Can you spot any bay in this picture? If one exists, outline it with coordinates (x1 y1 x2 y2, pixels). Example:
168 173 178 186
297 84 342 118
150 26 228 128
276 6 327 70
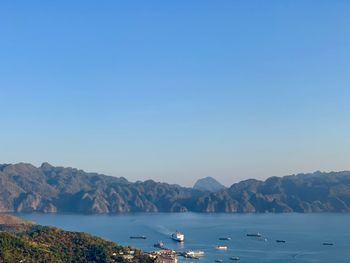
18 213 350 262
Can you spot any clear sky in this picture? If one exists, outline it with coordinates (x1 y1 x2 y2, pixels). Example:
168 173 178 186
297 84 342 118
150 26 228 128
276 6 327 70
1 1 350 186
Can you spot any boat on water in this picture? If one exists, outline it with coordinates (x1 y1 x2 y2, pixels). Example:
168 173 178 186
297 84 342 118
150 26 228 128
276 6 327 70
182 254 199 259
129 235 147 239
185 250 205 257
276 240 286 243
323 242 334 246
219 237 231 241
246 233 262 237
214 260 223 263
215 245 228 250
230 256 240 261
154 241 165 249
171 231 185 242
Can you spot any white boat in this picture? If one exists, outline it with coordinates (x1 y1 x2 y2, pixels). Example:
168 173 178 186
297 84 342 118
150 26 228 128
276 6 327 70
185 250 205 257
171 231 185 242
215 245 228 250
230 256 240 261
154 241 165 249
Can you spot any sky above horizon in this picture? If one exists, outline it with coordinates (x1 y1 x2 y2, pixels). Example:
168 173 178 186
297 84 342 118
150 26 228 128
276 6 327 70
1 1 350 186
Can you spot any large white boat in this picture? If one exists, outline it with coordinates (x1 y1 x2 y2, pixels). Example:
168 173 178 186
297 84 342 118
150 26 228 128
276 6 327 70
171 231 185 242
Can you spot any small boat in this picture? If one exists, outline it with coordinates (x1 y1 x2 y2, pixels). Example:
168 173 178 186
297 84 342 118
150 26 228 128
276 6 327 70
215 245 228 250
219 237 231 241
129 235 146 239
246 233 262 237
154 241 165 249
185 250 205 257
230 256 240 261
215 260 223 262
171 231 185 242
183 254 199 259
323 242 334 246
276 240 286 243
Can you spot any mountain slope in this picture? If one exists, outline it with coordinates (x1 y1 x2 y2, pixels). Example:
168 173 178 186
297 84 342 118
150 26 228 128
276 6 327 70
0 215 152 263
0 162 200 213
198 172 350 212
193 176 226 192
1 163 350 213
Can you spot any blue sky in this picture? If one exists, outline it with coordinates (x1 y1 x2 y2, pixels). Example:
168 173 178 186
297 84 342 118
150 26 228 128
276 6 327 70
1 1 350 186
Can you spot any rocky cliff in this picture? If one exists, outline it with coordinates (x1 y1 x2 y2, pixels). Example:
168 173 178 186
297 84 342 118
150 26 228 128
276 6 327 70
1 163 350 213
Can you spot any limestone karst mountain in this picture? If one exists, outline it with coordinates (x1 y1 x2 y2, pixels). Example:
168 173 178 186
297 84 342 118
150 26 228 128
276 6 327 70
193 176 226 192
1 163 350 213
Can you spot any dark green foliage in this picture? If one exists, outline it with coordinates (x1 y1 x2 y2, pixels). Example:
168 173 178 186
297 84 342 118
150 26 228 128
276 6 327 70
0 224 153 263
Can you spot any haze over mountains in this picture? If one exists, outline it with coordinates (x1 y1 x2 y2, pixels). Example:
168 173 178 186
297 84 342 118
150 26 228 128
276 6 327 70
1 163 350 213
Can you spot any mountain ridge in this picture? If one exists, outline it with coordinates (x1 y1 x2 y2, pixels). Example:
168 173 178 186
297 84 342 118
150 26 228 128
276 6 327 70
1 162 350 213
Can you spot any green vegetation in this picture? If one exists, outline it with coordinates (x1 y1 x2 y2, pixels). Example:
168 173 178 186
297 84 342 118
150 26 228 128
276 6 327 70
0 224 153 263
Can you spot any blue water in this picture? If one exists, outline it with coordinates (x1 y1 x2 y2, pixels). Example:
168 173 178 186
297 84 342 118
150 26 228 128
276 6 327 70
18 213 350 262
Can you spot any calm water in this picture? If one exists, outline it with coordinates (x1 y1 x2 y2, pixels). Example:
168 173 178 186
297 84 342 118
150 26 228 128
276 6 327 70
18 213 350 263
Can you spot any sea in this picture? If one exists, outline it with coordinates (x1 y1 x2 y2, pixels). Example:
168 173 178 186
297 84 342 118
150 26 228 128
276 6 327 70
18 213 350 263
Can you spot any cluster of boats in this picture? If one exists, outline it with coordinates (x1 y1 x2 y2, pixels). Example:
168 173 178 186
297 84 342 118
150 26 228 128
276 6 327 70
129 231 255 261
160 231 240 260
130 230 334 261
214 238 239 261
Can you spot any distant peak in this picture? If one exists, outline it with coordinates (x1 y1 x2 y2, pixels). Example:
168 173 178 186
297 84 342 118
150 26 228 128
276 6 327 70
193 176 226 192
40 162 54 170
203 176 217 180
